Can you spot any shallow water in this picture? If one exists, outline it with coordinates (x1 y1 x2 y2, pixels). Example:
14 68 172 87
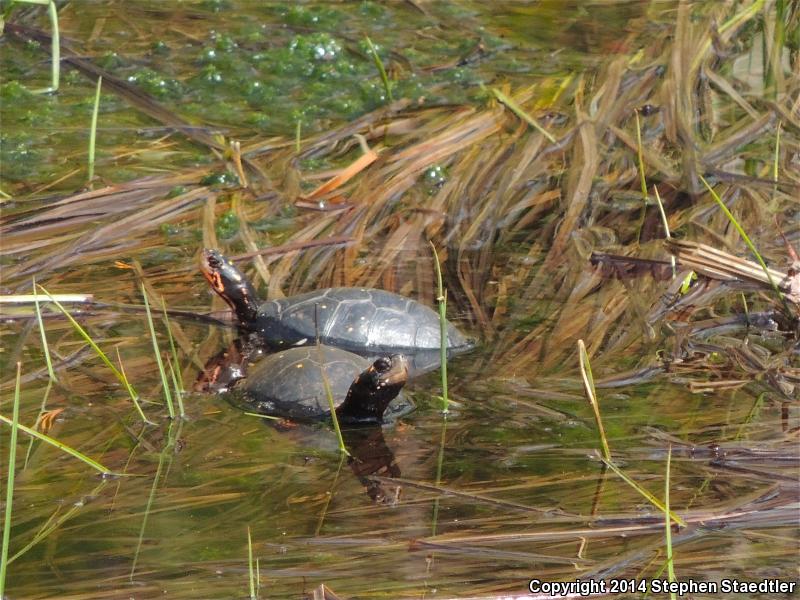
1 1 798 599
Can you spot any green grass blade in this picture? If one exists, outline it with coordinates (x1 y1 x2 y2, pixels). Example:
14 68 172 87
0 363 22 599
601 457 686 527
161 298 184 415
32 276 57 382
699 175 791 314
430 241 449 413
37 285 151 423
142 283 174 419
652 185 676 278
0 412 114 475
88 76 102 182
295 119 302 154
490 87 556 143
317 344 349 456
665 445 676 600
577 340 611 461
773 120 781 189
247 526 256 599
365 35 393 102
635 110 648 201
47 0 59 91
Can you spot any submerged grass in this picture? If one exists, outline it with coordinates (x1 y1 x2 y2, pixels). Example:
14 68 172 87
0 363 22 599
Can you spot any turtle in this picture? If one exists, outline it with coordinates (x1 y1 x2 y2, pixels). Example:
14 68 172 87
200 249 474 368
236 346 410 424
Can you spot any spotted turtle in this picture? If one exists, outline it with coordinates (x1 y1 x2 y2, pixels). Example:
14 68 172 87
200 249 473 362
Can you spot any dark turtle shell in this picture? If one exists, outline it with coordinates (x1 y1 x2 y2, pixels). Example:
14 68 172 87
253 287 472 355
200 250 473 359
238 346 411 422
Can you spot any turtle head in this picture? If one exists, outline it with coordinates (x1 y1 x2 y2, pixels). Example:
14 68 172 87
200 249 261 325
337 355 409 424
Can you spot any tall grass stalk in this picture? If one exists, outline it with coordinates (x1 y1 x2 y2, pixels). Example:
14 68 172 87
664 445 677 600
652 186 676 278
142 283 174 419
430 242 449 413
365 36 393 102
161 299 184 416
37 284 151 424
15 0 60 91
773 121 781 190
46 0 59 91
0 363 22 599
698 175 791 314
578 341 685 526
32 276 57 382
247 526 256 599
634 110 648 203
577 340 610 461
295 119 302 154
317 344 349 456
87 76 102 182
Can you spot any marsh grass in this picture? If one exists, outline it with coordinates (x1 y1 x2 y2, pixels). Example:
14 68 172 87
365 36 392 102
0 413 114 475
247 526 256 599
37 284 151 424
699 175 791 314
579 340 685 527
87 76 102 183
2 1 798 596
12 0 60 92
490 86 555 143
32 277 56 382
159 298 185 416
142 283 174 419
430 241 449 413
664 445 677 600
317 344 349 457
0 363 22 599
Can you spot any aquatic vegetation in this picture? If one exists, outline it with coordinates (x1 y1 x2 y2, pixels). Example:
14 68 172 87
0 1 797 598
